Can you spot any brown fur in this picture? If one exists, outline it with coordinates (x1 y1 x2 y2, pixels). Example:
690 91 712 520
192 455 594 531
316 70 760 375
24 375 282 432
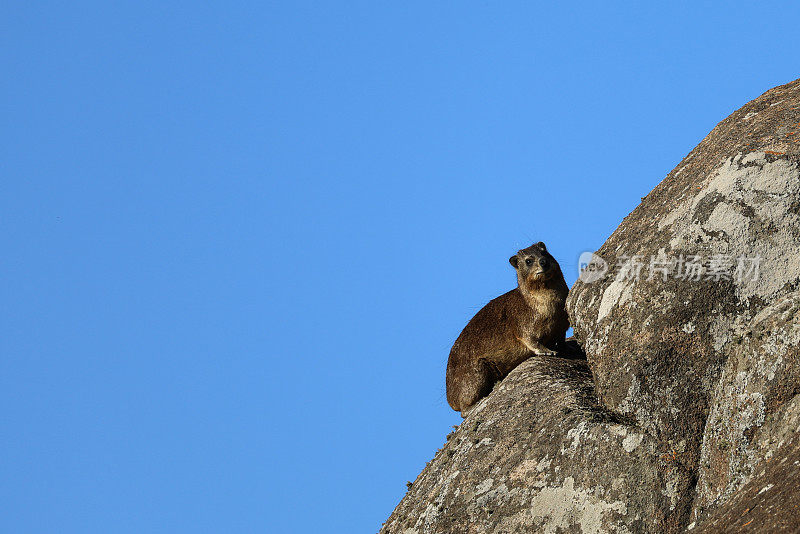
445 242 570 414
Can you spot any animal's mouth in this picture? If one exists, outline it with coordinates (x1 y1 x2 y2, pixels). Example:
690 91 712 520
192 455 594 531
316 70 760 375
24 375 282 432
530 269 553 281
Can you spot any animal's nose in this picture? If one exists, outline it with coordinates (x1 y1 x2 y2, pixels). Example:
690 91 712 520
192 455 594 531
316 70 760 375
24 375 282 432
539 257 549 269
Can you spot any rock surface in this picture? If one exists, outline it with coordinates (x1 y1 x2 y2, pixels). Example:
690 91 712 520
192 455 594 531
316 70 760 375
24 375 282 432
381 355 680 534
692 426 800 533
693 291 800 522
381 78 800 533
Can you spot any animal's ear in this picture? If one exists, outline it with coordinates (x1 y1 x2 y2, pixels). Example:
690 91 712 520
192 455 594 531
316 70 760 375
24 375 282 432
536 241 547 252
509 255 519 269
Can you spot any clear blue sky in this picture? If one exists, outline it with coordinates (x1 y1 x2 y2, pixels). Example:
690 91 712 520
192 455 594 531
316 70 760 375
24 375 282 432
2 2 798 532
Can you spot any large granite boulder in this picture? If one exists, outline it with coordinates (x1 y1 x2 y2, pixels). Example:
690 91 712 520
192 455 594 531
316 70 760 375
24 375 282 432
381 355 684 533
381 78 800 533
567 77 800 528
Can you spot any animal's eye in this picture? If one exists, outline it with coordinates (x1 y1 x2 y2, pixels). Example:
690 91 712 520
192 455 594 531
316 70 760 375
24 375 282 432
525 258 534 266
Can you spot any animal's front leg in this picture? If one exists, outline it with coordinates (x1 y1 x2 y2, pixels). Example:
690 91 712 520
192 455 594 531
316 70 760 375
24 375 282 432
519 337 557 356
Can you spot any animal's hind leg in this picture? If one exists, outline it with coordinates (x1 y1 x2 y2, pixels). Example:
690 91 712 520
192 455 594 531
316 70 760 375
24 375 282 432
447 359 499 415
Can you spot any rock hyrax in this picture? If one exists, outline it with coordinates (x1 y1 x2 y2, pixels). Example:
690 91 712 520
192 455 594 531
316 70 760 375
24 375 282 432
445 242 570 414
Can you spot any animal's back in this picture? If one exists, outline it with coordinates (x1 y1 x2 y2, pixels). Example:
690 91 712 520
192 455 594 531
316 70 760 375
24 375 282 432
448 289 526 366
446 289 533 411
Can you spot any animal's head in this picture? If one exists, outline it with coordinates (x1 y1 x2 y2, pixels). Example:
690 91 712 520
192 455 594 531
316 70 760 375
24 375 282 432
509 242 563 290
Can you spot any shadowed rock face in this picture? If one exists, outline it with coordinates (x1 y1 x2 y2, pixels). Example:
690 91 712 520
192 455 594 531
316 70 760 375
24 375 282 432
381 78 800 533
